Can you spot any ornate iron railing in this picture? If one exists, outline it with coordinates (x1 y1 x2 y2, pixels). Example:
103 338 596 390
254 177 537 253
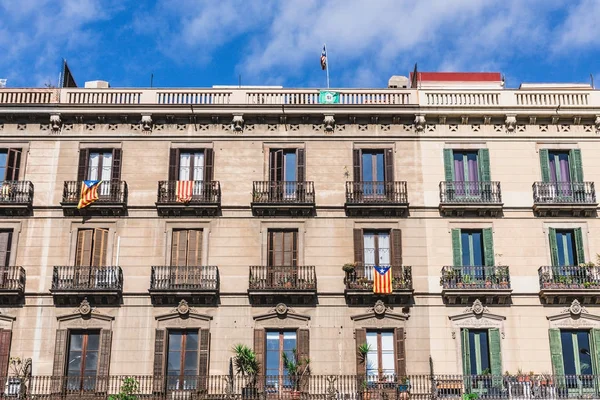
344 264 412 291
0 266 25 292
439 181 502 203
441 266 511 289
249 265 316 290
156 181 221 204
533 181 596 204
252 181 315 204
0 181 34 204
539 265 600 289
345 181 408 204
62 181 127 204
51 266 123 291
150 265 219 291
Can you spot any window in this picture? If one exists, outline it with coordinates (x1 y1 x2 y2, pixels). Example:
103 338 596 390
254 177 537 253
461 328 502 376
561 330 593 376
66 331 100 391
267 230 297 267
549 228 584 267
540 150 583 184
353 149 393 183
269 149 304 182
353 229 402 280
167 330 199 390
77 149 121 197
365 331 395 379
549 329 600 391
443 149 490 198
461 230 484 267
0 329 12 386
0 149 21 181
0 230 12 268
452 228 494 267
171 229 203 267
169 148 214 182
75 229 108 267
265 330 296 387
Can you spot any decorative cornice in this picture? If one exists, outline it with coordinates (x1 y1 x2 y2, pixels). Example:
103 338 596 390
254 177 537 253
155 300 213 322
351 300 409 322
253 303 311 322
57 298 114 322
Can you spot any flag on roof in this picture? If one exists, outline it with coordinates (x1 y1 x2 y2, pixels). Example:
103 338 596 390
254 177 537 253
320 45 327 70
319 90 339 104
176 181 194 203
77 180 101 209
60 59 78 88
373 265 392 294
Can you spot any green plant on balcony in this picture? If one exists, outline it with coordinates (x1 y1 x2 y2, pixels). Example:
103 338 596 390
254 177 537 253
342 262 357 273
282 348 310 396
108 377 140 400
278 275 294 288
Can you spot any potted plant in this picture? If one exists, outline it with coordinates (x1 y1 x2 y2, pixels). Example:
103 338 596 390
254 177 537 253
343 262 357 274
397 376 410 393
108 377 140 400
232 344 260 399
282 348 310 399
361 380 370 400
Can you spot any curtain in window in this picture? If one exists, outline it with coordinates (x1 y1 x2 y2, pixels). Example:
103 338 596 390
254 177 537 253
179 153 191 181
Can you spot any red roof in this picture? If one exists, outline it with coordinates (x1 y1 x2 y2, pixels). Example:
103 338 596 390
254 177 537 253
410 72 502 82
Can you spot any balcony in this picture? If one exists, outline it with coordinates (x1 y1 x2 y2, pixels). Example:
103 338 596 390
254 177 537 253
61 181 128 216
156 181 221 217
345 181 409 217
539 265 600 304
439 181 503 217
344 264 413 305
51 266 123 305
0 266 25 305
248 265 317 305
251 181 315 217
149 265 219 305
0 181 34 216
441 266 512 305
533 182 597 217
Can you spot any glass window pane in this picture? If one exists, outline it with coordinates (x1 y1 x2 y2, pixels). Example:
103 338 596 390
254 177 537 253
471 231 483 267
478 331 490 372
179 153 191 180
283 332 296 351
88 153 100 180
266 332 279 350
461 232 471 267
70 333 84 351
561 331 576 376
84 351 98 372
565 232 575 265
100 152 112 181
454 152 465 183
185 332 198 351
184 351 198 372
87 333 99 351
193 152 205 181
169 332 182 351
557 232 566 266
266 350 280 375
167 351 181 373
67 351 82 374
363 233 376 266
362 153 373 182
381 352 395 374
284 152 296 181
578 331 593 374
375 153 384 181
380 332 394 351
378 233 390 265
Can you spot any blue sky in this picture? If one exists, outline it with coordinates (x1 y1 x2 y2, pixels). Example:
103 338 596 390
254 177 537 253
0 0 599 89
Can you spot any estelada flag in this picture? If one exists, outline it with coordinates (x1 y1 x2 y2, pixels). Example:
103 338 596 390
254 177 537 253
176 181 194 203
373 265 392 294
77 180 101 209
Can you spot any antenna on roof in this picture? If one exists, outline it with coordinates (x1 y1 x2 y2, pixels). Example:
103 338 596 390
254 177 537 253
591 74 594 89
0 79 6 88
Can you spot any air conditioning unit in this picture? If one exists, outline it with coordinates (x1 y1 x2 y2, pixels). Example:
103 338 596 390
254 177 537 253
388 75 409 88
84 80 110 89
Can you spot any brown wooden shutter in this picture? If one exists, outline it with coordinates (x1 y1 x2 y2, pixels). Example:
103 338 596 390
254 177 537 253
5 149 21 181
198 329 210 391
176 230 189 267
111 149 122 181
0 231 12 267
77 149 89 182
0 329 12 382
75 229 94 267
168 149 179 181
270 150 283 182
96 329 112 393
153 329 166 393
296 148 305 182
254 329 265 390
52 329 68 390
92 228 109 267
394 328 407 377
353 149 362 182
355 328 367 377
353 229 364 265
267 230 277 266
297 329 310 390
391 229 402 266
384 149 394 182
187 229 203 266
204 149 214 181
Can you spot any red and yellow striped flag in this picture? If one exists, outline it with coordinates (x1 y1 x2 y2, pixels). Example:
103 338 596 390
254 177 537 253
373 266 392 294
77 180 101 209
176 181 194 203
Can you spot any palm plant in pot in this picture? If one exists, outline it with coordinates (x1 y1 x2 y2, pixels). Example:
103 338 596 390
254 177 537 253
232 344 260 399
282 348 310 399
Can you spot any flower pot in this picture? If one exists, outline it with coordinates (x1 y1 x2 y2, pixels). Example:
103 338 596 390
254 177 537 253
290 390 302 400
242 387 258 399
398 384 409 393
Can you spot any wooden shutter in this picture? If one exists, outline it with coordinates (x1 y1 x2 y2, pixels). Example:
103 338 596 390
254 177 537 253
548 228 559 267
187 229 203 266
539 149 550 182
355 328 367 377
488 328 502 385
5 149 21 181
353 229 364 265
478 149 491 181
443 149 454 181
569 149 584 182
153 329 166 393
96 330 112 393
198 329 210 391
171 230 189 267
590 329 600 380
461 328 471 375
0 330 12 382
548 329 564 377
77 149 90 182
270 150 283 182
296 148 305 183
297 329 309 390
253 329 265 390
92 228 109 267
168 149 179 181
267 230 275 267
394 328 407 377
390 229 402 266
52 329 68 380
451 229 462 267
384 149 394 182
75 229 94 267
574 228 585 264
204 148 214 181
111 149 122 181
353 149 362 182
0 231 12 267
482 228 495 267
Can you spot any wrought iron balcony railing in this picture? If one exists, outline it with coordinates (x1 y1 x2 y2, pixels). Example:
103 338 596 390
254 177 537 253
440 181 502 203
345 181 408 204
252 181 315 204
0 181 34 204
533 181 596 204
51 266 123 291
156 181 221 204
539 265 600 289
344 264 412 291
0 266 25 292
249 265 316 290
441 266 511 289
150 265 219 291
62 180 128 204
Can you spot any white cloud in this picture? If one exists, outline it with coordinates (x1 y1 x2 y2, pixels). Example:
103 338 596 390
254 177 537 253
554 0 600 51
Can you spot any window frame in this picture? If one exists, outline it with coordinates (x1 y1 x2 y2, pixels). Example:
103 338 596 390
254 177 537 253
177 149 205 181
363 230 391 267
267 229 298 267
170 229 203 267
365 330 395 380
265 330 297 388
86 149 114 181
166 329 200 390
65 330 101 392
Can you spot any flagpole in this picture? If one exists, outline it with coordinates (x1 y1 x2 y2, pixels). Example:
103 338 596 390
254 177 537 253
325 43 330 89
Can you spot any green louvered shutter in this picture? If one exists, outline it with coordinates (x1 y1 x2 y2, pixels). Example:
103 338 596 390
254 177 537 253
539 149 551 182
488 328 502 387
574 228 585 264
590 329 600 376
483 228 495 267
462 329 471 375
452 229 462 267
549 329 565 386
478 149 491 181
548 228 559 267
569 149 584 182
443 149 454 181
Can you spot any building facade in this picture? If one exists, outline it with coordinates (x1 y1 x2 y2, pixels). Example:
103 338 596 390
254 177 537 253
1 76 600 397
